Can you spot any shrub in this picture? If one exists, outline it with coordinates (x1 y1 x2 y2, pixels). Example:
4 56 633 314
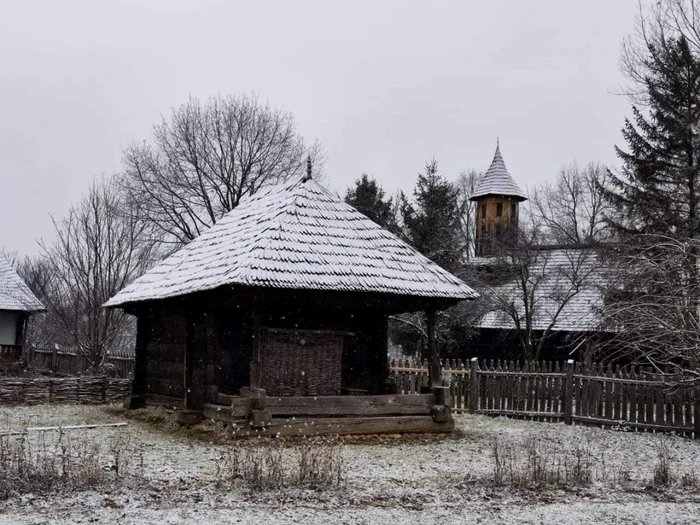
216 437 343 492
0 429 142 500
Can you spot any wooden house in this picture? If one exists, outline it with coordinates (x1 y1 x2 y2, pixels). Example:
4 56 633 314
0 257 45 360
105 174 478 435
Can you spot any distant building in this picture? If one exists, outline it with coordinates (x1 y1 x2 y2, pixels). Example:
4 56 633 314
0 257 45 356
468 143 606 361
470 143 527 256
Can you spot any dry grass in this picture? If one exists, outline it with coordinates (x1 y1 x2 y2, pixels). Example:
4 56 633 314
491 436 597 488
215 437 343 492
490 433 699 492
0 428 143 500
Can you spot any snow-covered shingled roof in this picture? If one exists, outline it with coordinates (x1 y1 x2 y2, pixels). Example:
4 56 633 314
105 177 479 308
470 144 527 201
474 248 604 332
0 257 45 312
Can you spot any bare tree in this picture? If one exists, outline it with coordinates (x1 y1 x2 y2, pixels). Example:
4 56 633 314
456 169 483 259
37 178 155 369
620 0 700 103
475 228 602 362
15 255 64 347
530 162 613 245
600 235 700 382
121 94 323 248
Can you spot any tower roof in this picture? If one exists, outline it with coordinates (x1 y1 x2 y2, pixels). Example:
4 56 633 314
470 143 527 201
105 176 479 308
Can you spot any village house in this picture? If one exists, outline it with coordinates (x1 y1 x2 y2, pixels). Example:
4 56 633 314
105 170 478 435
0 257 45 360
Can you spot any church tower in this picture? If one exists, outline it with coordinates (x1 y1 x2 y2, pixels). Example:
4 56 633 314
470 142 527 256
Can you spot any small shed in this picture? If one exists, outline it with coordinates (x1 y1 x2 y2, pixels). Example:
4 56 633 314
0 257 45 360
105 176 478 435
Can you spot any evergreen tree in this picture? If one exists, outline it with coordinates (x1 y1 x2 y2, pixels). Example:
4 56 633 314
600 36 700 376
401 159 463 272
344 174 397 232
606 37 700 238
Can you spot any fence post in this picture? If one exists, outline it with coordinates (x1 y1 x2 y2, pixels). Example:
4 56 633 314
469 357 479 413
564 359 574 425
52 344 58 374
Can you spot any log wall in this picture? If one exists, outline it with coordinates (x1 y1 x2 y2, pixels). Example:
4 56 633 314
145 312 186 399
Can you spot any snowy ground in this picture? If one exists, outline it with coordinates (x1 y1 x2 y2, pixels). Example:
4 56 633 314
1 404 700 524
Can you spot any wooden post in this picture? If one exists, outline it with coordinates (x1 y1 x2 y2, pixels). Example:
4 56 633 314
51 344 58 374
564 359 574 425
426 309 440 388
125 314 148 409
469 357 479 413
184 313 194 409
250 306 263 389
694 394 700 439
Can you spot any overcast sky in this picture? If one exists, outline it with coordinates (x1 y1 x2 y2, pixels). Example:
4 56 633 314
1 0 641 256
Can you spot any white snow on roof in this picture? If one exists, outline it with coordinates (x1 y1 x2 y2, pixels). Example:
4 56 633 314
0 257 45 312
470 144 527 201
105 177 479 307
474 248 604 332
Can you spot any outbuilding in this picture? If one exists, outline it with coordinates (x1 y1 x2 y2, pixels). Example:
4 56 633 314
0 257 45 360
105 174 478 435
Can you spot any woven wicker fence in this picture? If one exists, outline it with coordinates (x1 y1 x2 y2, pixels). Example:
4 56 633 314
0 376 132 405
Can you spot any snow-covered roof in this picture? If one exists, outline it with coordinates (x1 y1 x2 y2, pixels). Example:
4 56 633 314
0 257 45 313
470 144 527 201
105 177 479 308
474 248 604 332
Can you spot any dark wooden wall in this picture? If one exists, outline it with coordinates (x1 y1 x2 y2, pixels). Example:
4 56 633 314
216 306 252 397
145 312 186 399
136 290 397 406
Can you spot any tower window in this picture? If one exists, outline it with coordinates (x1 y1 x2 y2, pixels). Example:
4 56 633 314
511 202 516 218
496 203 503 217
481 204 486 218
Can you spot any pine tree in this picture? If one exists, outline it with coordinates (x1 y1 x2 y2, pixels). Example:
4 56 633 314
401 159 463 272
344 174 397 232
601 36 700 375
607 37 700 238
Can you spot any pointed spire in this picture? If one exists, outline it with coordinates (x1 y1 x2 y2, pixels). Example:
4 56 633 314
305 154 313 181
469 141 527 202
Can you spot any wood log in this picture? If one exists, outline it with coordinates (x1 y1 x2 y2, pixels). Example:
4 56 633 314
0 422 127 436
250 409 272 428
215 393 435 417
230 415 454 437
265 394 435 416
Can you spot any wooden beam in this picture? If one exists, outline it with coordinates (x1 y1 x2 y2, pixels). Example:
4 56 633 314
227 415 454 437
426 309 440 387
250 306 262 389
127 314 149 408
213 393 436 417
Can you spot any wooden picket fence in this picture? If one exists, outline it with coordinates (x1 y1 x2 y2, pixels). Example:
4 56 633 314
0 344 22 361
390 358 700 438
24 346 134 379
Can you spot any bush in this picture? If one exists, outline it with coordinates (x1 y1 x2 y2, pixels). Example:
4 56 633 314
216 437 343 492
0 429 141 500
491 437 595 488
